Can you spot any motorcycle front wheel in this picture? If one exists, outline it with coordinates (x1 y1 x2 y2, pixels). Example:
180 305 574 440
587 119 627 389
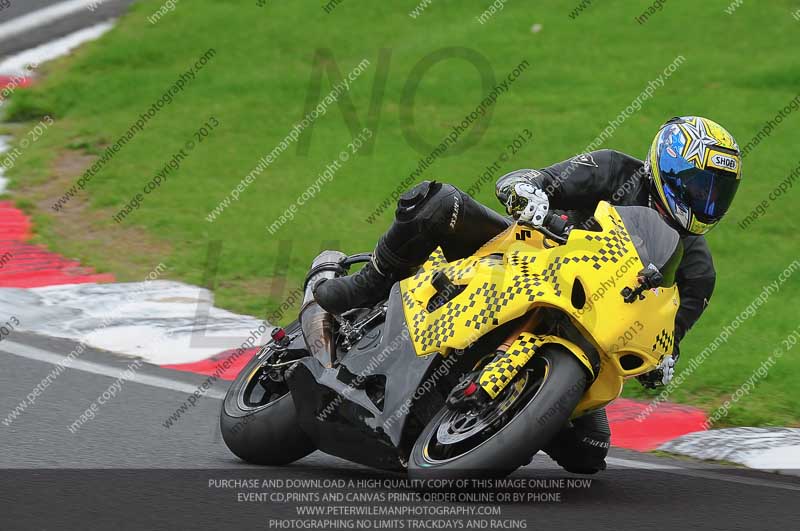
219 320 315 465
408 344 586 480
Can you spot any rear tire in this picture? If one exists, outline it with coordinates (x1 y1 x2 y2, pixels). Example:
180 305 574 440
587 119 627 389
408 345 586 480
220 321 315 465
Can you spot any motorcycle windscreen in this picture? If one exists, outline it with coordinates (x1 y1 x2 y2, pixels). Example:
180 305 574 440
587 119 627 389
615 206 683 287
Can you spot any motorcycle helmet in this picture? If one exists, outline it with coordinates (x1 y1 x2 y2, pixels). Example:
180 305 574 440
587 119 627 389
646 116 742 235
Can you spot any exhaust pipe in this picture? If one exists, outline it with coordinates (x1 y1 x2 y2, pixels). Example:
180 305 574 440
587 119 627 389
300 250 346 368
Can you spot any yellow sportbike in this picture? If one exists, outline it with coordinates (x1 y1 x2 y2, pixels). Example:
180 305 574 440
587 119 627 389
221 202 682 480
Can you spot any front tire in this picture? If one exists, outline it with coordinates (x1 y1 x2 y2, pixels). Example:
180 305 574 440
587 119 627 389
408 345 586 480
220 321 315 465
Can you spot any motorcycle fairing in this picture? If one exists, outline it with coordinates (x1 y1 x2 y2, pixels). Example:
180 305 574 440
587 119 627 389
400 202 680 410
286 284 445 471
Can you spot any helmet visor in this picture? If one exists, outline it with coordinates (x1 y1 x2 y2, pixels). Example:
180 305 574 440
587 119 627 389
662 167 739 223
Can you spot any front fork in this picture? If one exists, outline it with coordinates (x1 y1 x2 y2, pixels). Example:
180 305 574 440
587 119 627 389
477 316 595 399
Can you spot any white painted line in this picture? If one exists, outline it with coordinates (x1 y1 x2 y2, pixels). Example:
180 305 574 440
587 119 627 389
0 0 106 41
0 21 114 77
606 457 679 470
0 136 10 194
0 339 226 399
607 457 800 492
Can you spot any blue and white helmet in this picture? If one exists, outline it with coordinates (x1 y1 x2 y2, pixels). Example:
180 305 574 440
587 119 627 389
646 116 742 235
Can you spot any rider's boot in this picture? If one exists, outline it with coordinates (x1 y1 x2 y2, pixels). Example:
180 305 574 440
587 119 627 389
542 408 610 474
314 182 450 314
313 243 414 315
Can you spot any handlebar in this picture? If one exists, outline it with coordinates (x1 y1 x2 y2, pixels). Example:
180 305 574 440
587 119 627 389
520 211 572 245
340 252 372 268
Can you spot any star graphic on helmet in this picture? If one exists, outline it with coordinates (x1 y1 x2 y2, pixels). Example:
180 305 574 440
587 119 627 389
679 118 718 166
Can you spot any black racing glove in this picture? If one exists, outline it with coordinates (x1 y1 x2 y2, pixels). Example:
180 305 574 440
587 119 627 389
637 354 676 389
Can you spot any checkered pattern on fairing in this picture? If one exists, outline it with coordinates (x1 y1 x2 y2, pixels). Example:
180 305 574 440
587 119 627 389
464 282 504 330
651 329 674 354
479 334 542 398
566 213 632 270
407 268 435 296
405 248 448 294
454 250 553 332
402 290 427 334
415 301 471 351
508 249 535 270
406 249 482 294
424 247 448 269
405 255 544 351
538 256 565 297
401 209 640 356
441 257 482 283
402 251 486 352
462 272 550 331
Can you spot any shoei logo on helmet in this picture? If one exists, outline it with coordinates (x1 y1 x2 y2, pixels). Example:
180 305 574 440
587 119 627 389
710 153 738 171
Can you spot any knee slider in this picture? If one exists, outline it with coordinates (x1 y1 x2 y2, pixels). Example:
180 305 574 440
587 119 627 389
396 180 442 220
397 181 462 234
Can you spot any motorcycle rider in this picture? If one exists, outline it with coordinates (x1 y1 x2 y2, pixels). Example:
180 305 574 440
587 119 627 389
314 116 742 473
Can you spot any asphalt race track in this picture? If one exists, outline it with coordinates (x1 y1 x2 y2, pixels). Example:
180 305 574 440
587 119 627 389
2 332 799 530
0 0 136 57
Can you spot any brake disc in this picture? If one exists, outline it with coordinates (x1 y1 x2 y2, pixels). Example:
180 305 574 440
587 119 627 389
435 374 528 445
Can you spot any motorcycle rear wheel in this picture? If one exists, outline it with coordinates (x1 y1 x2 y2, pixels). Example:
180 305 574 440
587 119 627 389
408 345 586 480
219 320 315 465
